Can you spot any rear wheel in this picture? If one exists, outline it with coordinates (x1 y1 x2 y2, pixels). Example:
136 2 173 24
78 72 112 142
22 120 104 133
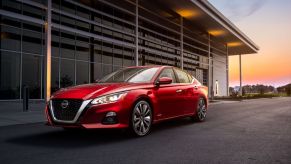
192 97 207 122
130 100 152 137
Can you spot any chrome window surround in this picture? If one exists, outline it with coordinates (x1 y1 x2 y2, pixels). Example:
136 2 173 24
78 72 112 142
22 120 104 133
49 99 92 124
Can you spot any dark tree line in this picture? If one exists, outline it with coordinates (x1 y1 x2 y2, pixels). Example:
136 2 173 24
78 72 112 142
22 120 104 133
277 84 291 96
229 83 291 96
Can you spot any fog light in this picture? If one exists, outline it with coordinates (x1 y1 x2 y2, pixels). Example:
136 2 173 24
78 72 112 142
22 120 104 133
102 112 118 124
106 112 116 117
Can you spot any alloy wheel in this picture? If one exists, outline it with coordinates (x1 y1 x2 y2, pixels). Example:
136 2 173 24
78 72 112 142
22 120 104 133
197 98 207 121
132 101 152 136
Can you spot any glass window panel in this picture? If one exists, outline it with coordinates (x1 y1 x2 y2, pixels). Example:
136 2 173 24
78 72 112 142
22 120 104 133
102 64 112 77
60 38 75 59
76 61 89 85
51 57 59 93
60 1 75 15
22 54 42 99
94 51 102 63
113 66 121 72
76 41 89 61
76 20 89 32
22 30 42 54
1 0 21 14
93 26 102 35
23 4 45 19
102 43 113 64
92 10 102 23
158 68 176 83
60 59 75 88
0 25 21 51
52 13 60 24
113 56 123 66
60 15 75 27
102 55 112 64
0 51 20 99
174 68 190 83
52 0 60 9
1 16 21 28
76 6 90 19
52 34 60 57
94 62 102 81
123 59 133 66
76 34 89 43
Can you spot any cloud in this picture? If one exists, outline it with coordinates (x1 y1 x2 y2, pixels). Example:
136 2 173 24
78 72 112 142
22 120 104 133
218 0 268 22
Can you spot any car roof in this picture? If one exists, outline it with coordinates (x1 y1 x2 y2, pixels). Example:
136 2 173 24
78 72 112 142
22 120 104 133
125 65 173 69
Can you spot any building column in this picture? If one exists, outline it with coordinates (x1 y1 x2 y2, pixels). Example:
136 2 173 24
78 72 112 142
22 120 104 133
226 45 229 96
45 0 52 101
135 0 139 66
208 33 212 99
90 6 95 83
180 16 184 69
239 54 242 96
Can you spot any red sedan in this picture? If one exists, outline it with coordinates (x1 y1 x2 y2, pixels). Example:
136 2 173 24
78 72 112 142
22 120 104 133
45 66 208 136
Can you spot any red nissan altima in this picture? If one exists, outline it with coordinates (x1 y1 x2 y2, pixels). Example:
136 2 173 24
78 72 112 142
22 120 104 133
45 66 208 136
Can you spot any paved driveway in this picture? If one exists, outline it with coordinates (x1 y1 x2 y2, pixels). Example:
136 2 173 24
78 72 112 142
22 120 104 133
0 97 290 164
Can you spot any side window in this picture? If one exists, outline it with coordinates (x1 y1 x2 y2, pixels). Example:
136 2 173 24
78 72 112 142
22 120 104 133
158 68 176 83
187 74 194 83
174 68 190 83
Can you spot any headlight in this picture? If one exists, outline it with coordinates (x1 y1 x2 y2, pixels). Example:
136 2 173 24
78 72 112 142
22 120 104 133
91 92 127 105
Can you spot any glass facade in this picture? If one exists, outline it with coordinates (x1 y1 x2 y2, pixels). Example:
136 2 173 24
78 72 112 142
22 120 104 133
0 0 227 100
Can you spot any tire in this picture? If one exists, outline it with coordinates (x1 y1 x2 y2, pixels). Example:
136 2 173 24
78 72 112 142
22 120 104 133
130 100 153 137
192 97 207 122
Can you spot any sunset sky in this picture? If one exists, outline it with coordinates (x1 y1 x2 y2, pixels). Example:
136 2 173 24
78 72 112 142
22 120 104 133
209 0 291 87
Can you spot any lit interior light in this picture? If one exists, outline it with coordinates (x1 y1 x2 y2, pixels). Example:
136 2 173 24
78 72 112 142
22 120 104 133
208 30 226 36
177 9 198 18
228 42 243 47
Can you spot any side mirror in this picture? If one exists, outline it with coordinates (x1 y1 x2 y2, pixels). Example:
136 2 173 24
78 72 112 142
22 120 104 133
156 77 172 86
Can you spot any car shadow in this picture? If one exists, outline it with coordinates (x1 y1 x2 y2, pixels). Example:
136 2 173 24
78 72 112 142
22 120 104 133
5 118 198 149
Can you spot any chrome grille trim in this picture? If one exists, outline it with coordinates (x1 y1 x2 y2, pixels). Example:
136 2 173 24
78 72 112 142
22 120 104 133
49 99 92 124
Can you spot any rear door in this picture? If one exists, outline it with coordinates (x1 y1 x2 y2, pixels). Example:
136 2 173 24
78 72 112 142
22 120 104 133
173 68 197 115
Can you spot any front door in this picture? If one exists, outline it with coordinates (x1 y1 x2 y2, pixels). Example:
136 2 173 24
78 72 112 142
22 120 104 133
153 68 184 119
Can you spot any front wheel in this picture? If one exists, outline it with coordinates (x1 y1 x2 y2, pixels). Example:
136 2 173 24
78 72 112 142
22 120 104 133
130 100 152 137
192 97 207 122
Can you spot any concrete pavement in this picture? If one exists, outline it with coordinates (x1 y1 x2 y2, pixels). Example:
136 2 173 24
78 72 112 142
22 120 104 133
0 97 283 127
0 97 290 164
0 101 45 127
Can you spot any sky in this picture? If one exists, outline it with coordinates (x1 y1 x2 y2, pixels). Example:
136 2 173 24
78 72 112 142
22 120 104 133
209 0 291 87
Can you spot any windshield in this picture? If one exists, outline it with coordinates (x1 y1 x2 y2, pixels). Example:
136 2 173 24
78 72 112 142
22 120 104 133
98 67 159 83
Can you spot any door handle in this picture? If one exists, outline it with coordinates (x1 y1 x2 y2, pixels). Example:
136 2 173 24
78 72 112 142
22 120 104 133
176 89 183 93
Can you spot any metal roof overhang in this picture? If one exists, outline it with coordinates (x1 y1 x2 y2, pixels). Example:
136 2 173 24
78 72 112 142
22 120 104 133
155 0 259 55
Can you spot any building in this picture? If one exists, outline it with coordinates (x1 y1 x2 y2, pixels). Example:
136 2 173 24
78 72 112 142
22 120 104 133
0 0 259 100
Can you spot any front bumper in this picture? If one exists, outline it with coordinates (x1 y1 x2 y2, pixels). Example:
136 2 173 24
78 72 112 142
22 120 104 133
45 100 131 129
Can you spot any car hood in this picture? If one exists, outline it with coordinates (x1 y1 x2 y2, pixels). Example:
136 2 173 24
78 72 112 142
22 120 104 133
51 83 151 100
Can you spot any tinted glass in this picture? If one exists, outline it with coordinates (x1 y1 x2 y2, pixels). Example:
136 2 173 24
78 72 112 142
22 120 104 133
187 74 194 83
51 58 59 93
0 51 20 99
98 67 158 83
174 68 190 83
76 61 89 84
60 59 75 88
158 68 176 83
22 54 42 99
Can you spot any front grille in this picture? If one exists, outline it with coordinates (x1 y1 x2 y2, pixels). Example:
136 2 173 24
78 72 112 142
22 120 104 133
51 99 83 121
